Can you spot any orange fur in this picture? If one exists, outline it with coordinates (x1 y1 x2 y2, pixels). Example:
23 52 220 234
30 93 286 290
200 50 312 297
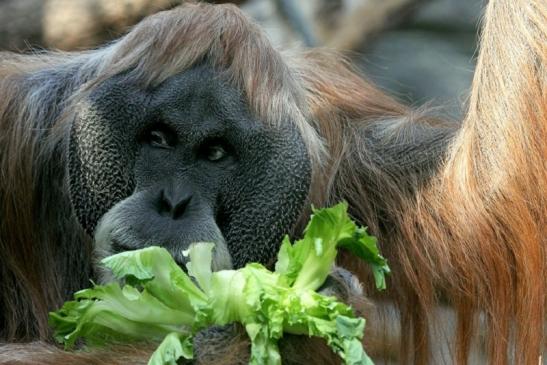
0 1 545 364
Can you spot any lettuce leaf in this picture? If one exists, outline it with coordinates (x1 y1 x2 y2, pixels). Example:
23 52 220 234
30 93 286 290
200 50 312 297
276 203 390 291
50 202 389 365
148 332 194 365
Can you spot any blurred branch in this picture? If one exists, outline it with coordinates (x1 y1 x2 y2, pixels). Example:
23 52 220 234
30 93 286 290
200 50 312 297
0 0 420 52
0 0 247 51
243 0 422 50
318 0 422 49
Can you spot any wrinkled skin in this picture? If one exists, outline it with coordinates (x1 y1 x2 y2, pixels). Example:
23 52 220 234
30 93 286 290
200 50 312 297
68 66 311 270
63 66 361 362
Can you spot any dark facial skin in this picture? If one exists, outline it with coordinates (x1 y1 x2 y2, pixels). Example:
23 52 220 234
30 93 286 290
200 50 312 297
68 66 311 270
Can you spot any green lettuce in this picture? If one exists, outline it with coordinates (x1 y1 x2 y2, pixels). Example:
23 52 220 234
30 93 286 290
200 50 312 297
50 202 390 365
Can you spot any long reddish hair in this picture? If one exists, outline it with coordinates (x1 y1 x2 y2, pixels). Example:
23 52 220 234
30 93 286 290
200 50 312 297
0 1 544 364
299 0 546 363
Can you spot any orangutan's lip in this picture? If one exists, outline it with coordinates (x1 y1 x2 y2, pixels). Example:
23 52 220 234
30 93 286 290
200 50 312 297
110 238 188 270
110 238 134 255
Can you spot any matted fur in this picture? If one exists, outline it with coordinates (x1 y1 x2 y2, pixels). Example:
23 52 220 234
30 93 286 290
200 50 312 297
0 1 545 364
